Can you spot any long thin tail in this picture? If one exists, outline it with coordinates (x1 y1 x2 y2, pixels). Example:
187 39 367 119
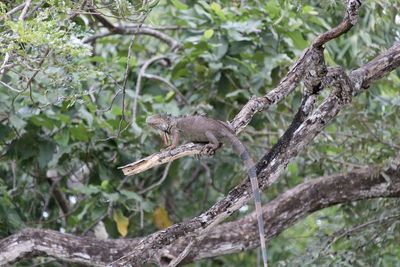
230 135 268 267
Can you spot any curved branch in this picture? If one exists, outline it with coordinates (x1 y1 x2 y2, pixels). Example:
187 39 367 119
132 55 172 120
312 0 363 48
142 73 188 104
83 7 181 49
2 157 400 266
84 27 181 50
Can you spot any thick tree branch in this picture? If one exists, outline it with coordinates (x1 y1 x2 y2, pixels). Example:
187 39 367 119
2 157 400 266
351 43 400 90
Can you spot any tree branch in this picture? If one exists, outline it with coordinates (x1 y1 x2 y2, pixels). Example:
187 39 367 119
83 8 181 50
2 157 400 266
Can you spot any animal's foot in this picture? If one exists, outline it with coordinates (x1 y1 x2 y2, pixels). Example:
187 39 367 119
200 144 216 156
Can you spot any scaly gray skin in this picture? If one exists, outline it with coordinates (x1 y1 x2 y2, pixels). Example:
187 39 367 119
146 114 268 267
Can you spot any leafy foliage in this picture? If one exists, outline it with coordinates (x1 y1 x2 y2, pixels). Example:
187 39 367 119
0 0 399 266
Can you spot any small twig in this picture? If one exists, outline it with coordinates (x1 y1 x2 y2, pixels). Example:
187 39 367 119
125 24 184 30
140 202 144 229
11 160 17 190
0 80 23 93
83 26 181 49
97 89 122 112
0 53 11 75
19 0 32 21
142 73 188 104
26 48 50 88
25 0 45 19
321 213 400 253
139 162 171 194
114 14 150 139
25 48 50 104
3 3 25 18
359 120 400 150
167 239 195 267
132 55 171 120
68 0 88 20
26 48 50 89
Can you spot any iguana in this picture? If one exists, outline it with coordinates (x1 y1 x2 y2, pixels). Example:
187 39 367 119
146 114 268 267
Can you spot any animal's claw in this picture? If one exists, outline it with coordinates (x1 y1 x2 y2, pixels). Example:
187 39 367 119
201 144 216 156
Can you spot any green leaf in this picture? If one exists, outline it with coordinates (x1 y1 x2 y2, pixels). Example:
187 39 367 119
75 185 101 195
203 29 214 39
287 162 299 176
54 129 69 147
30 114 58 130
0 124 12 140
302 5 318 15
70 124 90 142
170 0 188 10
0 197 25 233
210 2 221 12
210 2 225 20
111 106 123 116
38 141 55 169
9 114 26 130
102 192 120 202
286 31 308 50
120 189 143 201
113 209 129 237
265 1 281 19
225 89 250 99
164 91 176 102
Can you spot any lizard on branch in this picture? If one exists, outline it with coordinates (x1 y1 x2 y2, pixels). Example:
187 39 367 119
146 114 268 267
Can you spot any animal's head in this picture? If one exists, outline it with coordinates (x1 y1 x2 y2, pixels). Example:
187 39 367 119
146 114 174 145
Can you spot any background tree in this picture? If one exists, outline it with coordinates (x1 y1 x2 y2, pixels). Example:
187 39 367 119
0 0 399 266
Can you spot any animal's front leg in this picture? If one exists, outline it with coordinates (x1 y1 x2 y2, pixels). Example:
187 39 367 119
162 129 180 151
201 131 221 156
